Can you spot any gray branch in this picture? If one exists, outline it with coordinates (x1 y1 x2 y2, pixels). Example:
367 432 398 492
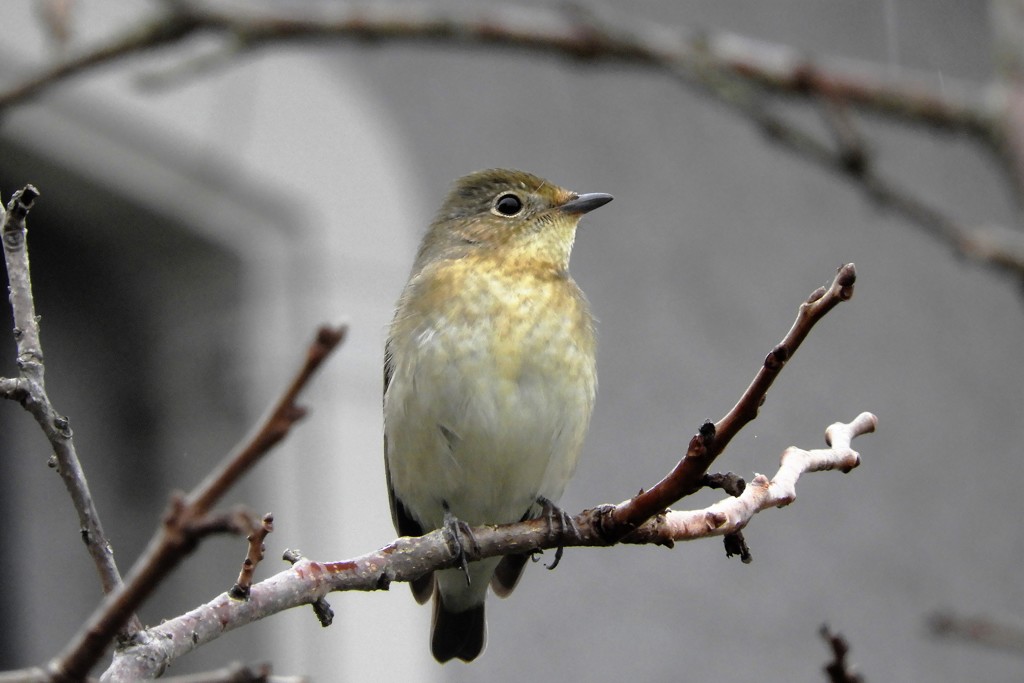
1 187 141 636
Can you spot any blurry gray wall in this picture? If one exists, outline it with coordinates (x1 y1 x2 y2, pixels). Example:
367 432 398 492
1 1 1022 681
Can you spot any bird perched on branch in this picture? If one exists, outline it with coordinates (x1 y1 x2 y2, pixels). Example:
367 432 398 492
384 168 611 663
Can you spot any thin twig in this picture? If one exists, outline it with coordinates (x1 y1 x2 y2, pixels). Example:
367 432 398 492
0 11 199 109
607 264 856 535
0 3 995 138
819 96 870 177
189 326 345 514
929 611 1024 657
0 187 140 637
48 326 346 683
616 412 876 546
820 625 865 683
2 5 1020 276
230 513 274 599
750 96 1024 276
657 58 1024 279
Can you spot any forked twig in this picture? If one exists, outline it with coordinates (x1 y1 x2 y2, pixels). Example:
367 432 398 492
49 326 346 682
0 186 140 637
606 263 857 536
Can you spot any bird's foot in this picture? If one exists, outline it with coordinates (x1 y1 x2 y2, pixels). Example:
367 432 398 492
534 496 579 571
442 502 475 586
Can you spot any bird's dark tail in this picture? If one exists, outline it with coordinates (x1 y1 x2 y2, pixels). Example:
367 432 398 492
431 591 486 663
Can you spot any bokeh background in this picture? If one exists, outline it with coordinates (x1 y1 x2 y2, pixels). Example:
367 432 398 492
1 1 1022 681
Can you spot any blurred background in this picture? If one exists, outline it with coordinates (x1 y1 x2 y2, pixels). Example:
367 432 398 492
1 1 1022 680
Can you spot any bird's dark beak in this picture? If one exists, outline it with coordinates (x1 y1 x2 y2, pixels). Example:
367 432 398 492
560 192 613 215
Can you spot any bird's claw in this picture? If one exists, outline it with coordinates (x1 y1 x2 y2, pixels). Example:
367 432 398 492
442 503 475 586
536 496 579 571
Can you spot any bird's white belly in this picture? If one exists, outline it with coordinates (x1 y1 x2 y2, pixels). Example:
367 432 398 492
385 317 592 532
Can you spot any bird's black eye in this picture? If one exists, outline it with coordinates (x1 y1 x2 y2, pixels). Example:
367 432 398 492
494 193 523 216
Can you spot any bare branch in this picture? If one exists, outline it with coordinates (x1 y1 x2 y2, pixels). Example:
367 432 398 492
48 326 346 683
622 413 876 545
105 412 876 679
230 513 275 600
2 5 1019 275
181 506 260 540
1 187 139 636
820 625 865 683
2 187 44 374
0 11 198 109
0 3 995 137
746 102 1024 277
929 611 1024 657
607 264 857 535
189 325 344 513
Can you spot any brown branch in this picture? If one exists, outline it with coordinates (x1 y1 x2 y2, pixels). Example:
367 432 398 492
0 187 140 636
182 505 259 540
820 625 865 683
929 611 1024 657
47 325 346 683
819 97 870 177
188 326 344 514
746 101 1024 277
3 5 1020 275
220 11 1024 274
146 4 997 135
0 11 199 109
230 513 275 599
105 411 876 679
0 3 994 137
613 412 876 545
607 264 856 535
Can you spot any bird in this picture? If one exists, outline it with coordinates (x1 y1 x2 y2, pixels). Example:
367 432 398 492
383 168 611 663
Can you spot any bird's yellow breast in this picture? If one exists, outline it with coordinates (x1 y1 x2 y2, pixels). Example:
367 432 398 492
399 252 595 385
385 252 596 529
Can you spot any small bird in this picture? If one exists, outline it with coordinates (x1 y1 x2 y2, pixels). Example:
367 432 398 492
384 168 611 663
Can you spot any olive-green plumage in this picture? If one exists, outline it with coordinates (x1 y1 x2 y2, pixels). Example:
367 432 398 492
384 169 611 662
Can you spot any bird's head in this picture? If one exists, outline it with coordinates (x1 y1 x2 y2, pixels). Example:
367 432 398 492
415 168 612 275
